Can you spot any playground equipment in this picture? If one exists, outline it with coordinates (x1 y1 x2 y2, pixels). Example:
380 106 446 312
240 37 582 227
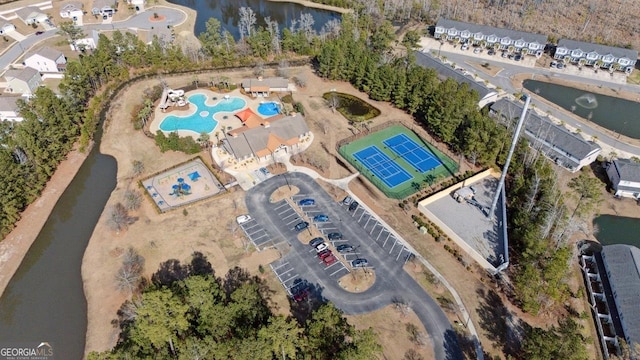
170 177 192 197
452 186 485 212
159 88 187 110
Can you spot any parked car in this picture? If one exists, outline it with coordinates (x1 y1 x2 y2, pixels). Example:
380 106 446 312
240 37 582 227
259 167 270 176
293 288 309 302
488 49 495 55
550 61 558 68
35 31 44 36
298 198 315 206
351 258 369 268
341 196 353 205
557 63 565 69
294 221 309 232
313 214 329 222
501 51 508 58
514 54 522 61
309 237 324 247
327 232 343 240
461 43 469 50
473 47 482 54
323 254 337 265
236 214 252 225
318 249 333 259
348 201 359 212
336 244 354 253
315 243 329 252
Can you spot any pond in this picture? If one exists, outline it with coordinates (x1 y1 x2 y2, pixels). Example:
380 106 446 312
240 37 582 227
167 0 341 39
593 214 640 248
523 79 640 139
322 92 381 122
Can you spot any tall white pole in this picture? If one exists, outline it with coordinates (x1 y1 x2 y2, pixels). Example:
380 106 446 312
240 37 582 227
487 95 531 218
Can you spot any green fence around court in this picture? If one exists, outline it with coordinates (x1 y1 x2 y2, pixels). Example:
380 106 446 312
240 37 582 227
338 125 459 199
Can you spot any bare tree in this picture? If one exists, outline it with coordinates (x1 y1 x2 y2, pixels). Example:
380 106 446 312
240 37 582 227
238 7 257 39
107 202 137 232
115 247 145 294
276 59 290 78
293 75 307 88
132 160 144 176
327 92 340 113
265 17 281 55
298 13 316 42
403 349 425 360
124 189 142 211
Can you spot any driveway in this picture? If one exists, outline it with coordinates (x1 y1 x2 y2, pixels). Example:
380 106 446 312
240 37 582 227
245 172 463 360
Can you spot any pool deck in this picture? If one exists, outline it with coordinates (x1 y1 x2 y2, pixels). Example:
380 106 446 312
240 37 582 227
149 89 271 139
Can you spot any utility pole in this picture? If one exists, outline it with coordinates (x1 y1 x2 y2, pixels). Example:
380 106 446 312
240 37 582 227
487 94 531 218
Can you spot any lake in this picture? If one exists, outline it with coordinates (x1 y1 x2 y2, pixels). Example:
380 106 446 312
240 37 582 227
167 0 342 39
593 214 640 248
523 79 640 139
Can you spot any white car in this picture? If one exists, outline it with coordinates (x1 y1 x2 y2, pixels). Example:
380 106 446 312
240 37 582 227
236 214 252 225
315 243 329 252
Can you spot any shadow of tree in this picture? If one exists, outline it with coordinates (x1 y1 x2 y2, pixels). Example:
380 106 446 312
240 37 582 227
443 329 465 360
476 288 526 357
288 279 326 325
151 259 188 287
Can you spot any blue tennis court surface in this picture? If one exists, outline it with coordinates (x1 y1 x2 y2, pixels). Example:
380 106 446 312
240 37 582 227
383 133 442 173
353 146 413 188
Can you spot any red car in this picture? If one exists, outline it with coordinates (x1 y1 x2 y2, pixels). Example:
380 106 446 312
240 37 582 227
293 289 309 302
318 249 332 259
323 255 337 265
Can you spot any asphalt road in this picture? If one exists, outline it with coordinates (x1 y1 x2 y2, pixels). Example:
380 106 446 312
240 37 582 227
437 49 640 156
246 173 463 360
0 7 187 70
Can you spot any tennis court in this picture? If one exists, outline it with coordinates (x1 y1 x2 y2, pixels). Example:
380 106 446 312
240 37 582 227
383 133 442 173
353 146 413 188
338 125 459 199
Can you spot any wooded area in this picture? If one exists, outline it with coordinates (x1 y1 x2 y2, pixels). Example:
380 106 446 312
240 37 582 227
87 252 381 359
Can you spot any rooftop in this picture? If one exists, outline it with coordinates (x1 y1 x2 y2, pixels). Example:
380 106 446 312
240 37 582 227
224 113 308 159
435 18 548 44
611 158 640 182
601 244 640 347
15 6 44 19
413 51 496 100
4 67 40 82
26 46 64 62
0 96 22 111
557 39 638 60
490 98 601 165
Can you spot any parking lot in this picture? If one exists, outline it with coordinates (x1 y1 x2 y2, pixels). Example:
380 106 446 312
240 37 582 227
238 216 273 251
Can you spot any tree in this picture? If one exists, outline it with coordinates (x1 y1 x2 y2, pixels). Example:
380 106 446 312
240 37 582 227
132 160 144 176
567 172 602 220
57 21 85 49
115 247 145 293
238 7 257 39
107 202 136 232
402 30 421 49
123 189 142 211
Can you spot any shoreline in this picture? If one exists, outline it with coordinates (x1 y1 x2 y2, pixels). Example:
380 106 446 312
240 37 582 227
266 0 353 14
0 143 92 299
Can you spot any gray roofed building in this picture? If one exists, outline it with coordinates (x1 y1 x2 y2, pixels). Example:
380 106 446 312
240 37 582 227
0 96 23 121
554 39 637 73
600 244 640 350
414 51 498 107
490 98 601 172
0 19 15 35
23 46 66 73
606 158 640 198
435 18 547 45
15 6 48 25
92 0 116 15
223 113 310 160
3 67 42 95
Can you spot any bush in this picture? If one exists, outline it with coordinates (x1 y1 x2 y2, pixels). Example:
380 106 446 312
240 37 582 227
155 131 201 154
281 94 293 104
294 102 305 115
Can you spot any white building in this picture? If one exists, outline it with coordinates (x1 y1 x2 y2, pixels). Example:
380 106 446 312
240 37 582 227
0 19 15 35
71 30 99 51
3 67 42 96
15 6 48 25
91 0 116 16
0 96 24 122
606 159 640 198
554 39 638 74
240 77 289 97
60 2 84 26
127 0 145 12
23 46 66 73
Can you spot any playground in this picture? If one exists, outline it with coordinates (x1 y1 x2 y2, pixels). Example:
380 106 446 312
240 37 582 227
141 158 224 212
339 125 458 199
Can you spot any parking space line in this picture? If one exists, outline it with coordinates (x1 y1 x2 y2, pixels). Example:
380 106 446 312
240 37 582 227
376 229 386 241
286 218 301 225
281 213 298 220
242 223 260 231
382 233 391 247
363 217 372 229
324 261 341 271
274 203 289 211
277 209 293 216
358 211 366 222
271 262 289 270
370 223 381 235
278 267 295 276
330 266 348 276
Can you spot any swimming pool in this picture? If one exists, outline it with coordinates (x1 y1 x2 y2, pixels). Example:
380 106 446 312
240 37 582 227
159 94 246 134
257 101 280 116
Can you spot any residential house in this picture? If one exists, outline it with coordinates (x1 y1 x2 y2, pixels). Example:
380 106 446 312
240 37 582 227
0 19 15 35
414 51 498 108
0 96 24 121
3 67 42 95
60 2 84 25
71 30 100 51
15 6 49 25
434 18 547 56
606 158 640 198
490 98 601 172
240 77 289 97
554 39 638 73
127 0 145 12
91 0 116 16
23 46 66 73
223 112 310 161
